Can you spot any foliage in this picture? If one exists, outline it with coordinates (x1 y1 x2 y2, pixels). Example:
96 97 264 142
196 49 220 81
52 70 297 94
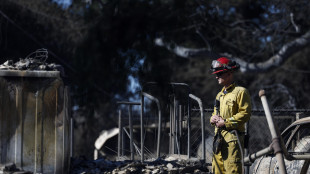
1 0 310 157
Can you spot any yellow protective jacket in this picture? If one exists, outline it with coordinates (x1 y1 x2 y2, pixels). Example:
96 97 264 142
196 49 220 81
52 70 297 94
210 83 251 142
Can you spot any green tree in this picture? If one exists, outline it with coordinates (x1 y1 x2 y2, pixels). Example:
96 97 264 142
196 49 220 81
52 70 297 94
1 0 310 158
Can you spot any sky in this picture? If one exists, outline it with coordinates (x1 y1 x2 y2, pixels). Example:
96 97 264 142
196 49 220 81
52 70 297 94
52 0 72 8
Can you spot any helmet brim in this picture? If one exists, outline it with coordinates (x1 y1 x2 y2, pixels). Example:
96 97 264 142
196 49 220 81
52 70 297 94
211 65 239 74
211 69 227 74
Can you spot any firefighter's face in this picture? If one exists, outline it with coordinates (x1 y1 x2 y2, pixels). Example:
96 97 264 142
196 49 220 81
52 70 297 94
215 71 232 87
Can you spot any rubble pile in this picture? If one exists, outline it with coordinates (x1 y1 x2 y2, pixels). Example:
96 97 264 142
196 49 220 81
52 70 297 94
0 49 64 73
0 59 63 72
0 163 32 174
71 155 210 174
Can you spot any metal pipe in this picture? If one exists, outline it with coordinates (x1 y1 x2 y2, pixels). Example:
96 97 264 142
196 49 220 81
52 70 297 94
122 125 125 156
194 108 310 113
169 103 173 154
296 112 303 142
189 94 205 162
171 96 175 154
244 122 249 174
70 117 74 158
244 146 273 163
94 149 98 160
175 100 180 155
128 106 134 160
173 98 177 154
259 90 287 174
173 97 176 154
291 154 310 160
117 101 141 105
142 82 190 90
179 105 183 154
142 92 162 158
140 95 144 162
243 144 310 163
118 110 122 159
187 93 191 159
244 142 310 163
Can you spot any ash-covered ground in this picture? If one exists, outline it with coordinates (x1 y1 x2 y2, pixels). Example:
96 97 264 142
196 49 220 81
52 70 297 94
70 155 210 174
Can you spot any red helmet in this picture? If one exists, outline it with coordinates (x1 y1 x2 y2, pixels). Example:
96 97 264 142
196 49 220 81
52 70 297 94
210 57 239 74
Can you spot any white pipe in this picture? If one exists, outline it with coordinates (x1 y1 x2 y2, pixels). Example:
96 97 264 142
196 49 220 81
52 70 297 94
259 90 287 174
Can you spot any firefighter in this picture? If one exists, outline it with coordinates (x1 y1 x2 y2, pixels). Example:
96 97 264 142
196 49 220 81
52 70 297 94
210 57 251 174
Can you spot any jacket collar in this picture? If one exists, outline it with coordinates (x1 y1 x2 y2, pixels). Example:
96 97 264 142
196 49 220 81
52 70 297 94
220 83 236 94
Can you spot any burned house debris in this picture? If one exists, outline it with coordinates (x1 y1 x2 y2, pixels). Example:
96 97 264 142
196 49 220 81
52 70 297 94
90 84 310 174
70 155 209 174
0 48 64 76
0 49 309 174
0 49 70 174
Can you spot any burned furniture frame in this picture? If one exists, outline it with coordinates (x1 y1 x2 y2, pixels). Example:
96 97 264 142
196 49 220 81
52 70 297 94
115 82 193 162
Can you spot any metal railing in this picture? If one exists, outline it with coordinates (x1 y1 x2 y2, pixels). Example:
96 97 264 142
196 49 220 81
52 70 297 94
141 92 162 161
116 101 141 160
189 94 206 162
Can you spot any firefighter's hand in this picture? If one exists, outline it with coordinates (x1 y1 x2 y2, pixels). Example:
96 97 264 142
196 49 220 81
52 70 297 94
216 117 225 128
211 115 220 124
